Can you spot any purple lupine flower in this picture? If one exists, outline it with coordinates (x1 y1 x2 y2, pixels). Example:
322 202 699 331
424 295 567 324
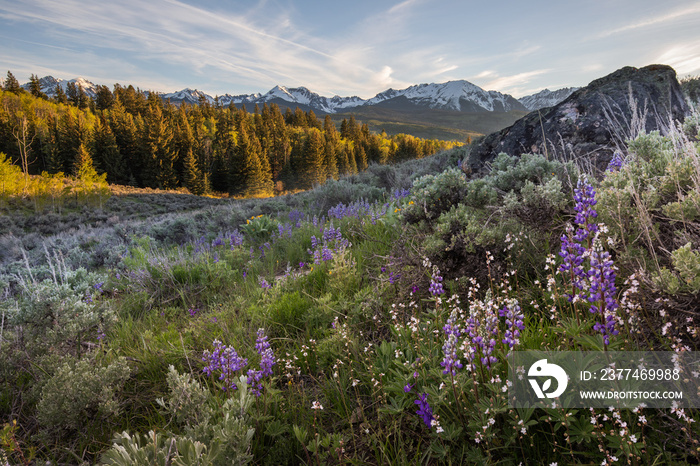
388 272 400 284
188 308 198 317
255 328 275 377
259 277 272 289
229 230 244 248
411 285 419 294
441 309 463 375
606 151 625 172
573 175 598 242
202 339 248 391
587 239 619 345
559 224 588 302
429 270 445 296
299 262 306 269
93 282 104 292
392 188 411 200
414 393 434 428
498 299 525 349
246 368 263 396
321 247 333 261
404 383 414 393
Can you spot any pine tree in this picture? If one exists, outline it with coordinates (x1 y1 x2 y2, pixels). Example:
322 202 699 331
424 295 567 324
3 71 22 94
356 145 368 172
229 120 272 197
302 128 325 188
94 85 114 111
28 74 47 99
183 148 205 195
53 84 68 105
324 139 338 181
142 97 177 189
93 117 126 184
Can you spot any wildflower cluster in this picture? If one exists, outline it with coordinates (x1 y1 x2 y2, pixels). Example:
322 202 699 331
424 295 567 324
202 339 248 391
440 309 462 375
606 151 625 172
429 266 445 296
308 222 351 264
558 175 620 345
247 328 276 396
203 329 275 395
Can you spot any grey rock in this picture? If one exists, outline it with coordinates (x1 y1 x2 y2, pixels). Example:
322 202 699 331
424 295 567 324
463 65 690 176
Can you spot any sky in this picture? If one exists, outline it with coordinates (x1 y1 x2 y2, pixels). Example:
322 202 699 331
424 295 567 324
1 0 699 99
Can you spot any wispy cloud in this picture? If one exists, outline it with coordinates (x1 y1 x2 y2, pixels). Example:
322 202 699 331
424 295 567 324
597 4 700 38
656 41 700 76
473 69 551 97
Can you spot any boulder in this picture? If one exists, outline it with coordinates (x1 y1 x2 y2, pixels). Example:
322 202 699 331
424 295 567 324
463 65 690 176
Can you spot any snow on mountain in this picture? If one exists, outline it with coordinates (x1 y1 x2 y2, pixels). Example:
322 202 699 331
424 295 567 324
254 85 365 113
365 80 527 112
21 76 100 99
23 75 574 115
518 87 579 111
161 88 215 105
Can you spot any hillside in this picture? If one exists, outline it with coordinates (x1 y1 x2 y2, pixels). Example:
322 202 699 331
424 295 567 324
20 74 573 141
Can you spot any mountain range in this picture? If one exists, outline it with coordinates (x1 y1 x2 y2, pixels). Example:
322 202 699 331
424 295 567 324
22 75 577 114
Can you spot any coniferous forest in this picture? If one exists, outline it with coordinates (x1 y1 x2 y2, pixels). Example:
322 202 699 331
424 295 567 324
0 71 460 198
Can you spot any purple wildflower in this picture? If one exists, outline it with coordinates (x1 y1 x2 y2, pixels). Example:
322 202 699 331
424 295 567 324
259 277 271 289
255 328 275 377
429 270 445 296
573 175 598 242
441 309 463 375
587 239 619 345
404 383 414 393
498 299 525 349
414 393 434 428
606 151 625 172
202 339 248 391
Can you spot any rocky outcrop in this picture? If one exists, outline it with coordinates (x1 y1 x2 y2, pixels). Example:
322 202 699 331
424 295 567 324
463 65 690 176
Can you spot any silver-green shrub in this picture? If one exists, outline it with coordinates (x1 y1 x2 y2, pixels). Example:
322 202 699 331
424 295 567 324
37 356 131 436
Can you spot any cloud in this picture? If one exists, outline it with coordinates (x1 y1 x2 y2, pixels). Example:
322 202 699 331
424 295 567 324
474 69 550 95
597 4 700 38
656 42 700 76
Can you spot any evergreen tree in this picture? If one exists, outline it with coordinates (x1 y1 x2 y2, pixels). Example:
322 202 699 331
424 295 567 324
93 117 126 184
53 84 68 105
108 100 141 185
183 148 205 195
94 85 114 111
356 146 368 172
73 142 96 178
3 71 22 94
142 98 177 189
228 119 272 197
324 139 339 181
28 74 47 99
302 128 325 188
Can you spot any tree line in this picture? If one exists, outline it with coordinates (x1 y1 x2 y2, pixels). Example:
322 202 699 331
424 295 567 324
0 71 461 197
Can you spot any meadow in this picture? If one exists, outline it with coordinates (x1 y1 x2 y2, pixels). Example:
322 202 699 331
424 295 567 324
1 111 699 464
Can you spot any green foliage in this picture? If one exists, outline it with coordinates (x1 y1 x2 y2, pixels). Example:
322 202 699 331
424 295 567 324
402 167 470 225
156 365 210 427
598 130 700 287
7 265 113 355
37 356 131 438
103 373 255 466
0 80 459 198
409 153 572 279
100 430 220 466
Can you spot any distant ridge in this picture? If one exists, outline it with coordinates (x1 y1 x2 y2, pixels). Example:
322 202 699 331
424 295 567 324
22 76 573 114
